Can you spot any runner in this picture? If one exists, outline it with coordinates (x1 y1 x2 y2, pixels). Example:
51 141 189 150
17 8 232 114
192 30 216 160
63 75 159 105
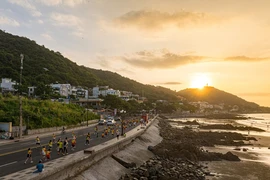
63 137 69 155
24 148 33 164
94 126 98 135
101 132 105 138
52 133 56 144
48 140 53 151
85 133 90 145
71 138 76 151
36 136 41 148
58 140 64 155
111 128 114 136
41 146 46 162
46 148 51 160
116 130 120 140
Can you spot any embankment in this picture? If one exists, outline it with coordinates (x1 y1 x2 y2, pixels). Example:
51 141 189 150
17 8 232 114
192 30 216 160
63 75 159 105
73 118 163 180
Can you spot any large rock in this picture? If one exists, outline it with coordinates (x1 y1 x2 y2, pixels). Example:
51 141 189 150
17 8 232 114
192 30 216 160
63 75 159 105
222 151 241 161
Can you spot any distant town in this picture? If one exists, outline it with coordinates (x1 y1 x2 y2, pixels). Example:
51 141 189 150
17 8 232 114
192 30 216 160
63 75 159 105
1 78 244 115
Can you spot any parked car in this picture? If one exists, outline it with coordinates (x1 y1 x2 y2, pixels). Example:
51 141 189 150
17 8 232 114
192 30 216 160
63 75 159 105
98 119 106 125
107 120 116 126
114 116 121 121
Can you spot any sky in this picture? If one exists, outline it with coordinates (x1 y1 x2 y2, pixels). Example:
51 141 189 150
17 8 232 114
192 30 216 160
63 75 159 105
0 0 270 107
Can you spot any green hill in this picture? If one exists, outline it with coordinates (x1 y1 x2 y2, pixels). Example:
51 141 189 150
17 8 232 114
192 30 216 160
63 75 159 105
0 30 177 101
177 86 270 112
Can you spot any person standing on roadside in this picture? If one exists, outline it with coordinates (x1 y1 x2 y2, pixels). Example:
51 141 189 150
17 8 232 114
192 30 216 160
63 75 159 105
24 148 33 164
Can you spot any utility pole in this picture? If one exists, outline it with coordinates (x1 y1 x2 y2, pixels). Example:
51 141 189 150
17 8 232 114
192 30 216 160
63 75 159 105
19 54 24 139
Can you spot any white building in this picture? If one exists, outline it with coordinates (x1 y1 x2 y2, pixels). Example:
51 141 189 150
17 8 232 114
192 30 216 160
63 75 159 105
0 78 17 92
100 88 120 97
51 83 71 97
71 86 88 99
28 86 36 96
92 86 120 97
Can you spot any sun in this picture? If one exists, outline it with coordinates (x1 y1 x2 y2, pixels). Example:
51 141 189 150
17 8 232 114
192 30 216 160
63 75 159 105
190 74 211 89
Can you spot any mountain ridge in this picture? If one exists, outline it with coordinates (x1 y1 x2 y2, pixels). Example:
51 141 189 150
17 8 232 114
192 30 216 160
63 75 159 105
0 29 177 101
0 29 269 112
177 86 270 112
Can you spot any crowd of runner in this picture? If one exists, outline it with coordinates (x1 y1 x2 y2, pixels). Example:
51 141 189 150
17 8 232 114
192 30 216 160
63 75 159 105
24 118 146 165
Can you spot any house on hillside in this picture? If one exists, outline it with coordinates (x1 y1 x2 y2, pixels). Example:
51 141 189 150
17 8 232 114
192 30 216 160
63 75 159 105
92 86 120 97
71 86 88 99
28 86 36 96
0 78 17 93
51 83 71 97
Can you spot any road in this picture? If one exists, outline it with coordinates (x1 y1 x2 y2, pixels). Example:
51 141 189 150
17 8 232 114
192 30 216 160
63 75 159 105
0 121 137 177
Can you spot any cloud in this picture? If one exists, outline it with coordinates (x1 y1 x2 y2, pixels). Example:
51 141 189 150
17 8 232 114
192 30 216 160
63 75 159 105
114 10 221 30
0 16 20 26
225 56 270 62
120 50 206 69
41 33 53 40
50 13 84 37
38 0 86 7
8 0 42 17
158 82 182 85
37 19 43 24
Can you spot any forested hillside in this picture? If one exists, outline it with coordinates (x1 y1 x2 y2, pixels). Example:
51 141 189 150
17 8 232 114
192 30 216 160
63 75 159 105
0 30 177 101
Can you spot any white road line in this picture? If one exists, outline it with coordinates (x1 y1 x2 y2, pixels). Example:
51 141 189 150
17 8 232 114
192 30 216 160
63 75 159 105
0 161 17 168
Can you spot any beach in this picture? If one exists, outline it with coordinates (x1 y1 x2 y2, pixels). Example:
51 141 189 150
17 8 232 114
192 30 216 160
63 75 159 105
170 113 270 180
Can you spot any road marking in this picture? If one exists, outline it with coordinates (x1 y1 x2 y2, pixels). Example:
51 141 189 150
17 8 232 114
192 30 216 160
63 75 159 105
0 161 17 168
21 142 33 145
0 144 47 157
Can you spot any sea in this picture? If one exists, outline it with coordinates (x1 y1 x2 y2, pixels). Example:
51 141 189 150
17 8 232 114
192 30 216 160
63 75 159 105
170 113 270 167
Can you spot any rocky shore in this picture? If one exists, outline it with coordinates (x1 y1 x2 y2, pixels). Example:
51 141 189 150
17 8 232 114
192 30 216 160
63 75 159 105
119 116 254 180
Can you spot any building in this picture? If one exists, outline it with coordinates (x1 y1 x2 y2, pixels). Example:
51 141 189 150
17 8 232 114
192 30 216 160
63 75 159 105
28 86 36 96
51 83 71 97
0 78 17 93
72 98 103 109
71 86 88 99
92 86 120 97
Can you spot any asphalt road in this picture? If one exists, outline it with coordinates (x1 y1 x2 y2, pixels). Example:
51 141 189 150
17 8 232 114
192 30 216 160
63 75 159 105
0 121 137 177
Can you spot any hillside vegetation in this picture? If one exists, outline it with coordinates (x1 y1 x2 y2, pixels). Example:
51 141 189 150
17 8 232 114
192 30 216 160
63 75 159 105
0 94 98 129
177 86 270 112
0 30 177 101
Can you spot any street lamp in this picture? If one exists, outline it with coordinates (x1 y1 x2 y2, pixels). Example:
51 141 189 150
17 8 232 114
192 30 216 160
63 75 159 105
19 54 24 138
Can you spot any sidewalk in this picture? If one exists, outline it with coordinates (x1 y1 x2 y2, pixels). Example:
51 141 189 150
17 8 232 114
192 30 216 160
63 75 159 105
0 121 98 146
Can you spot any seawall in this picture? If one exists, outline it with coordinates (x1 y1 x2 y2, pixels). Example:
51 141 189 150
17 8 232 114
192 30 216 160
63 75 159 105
73 118 162 180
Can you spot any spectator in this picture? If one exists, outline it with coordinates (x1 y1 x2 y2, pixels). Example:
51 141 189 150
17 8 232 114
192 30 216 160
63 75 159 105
36 160 44 173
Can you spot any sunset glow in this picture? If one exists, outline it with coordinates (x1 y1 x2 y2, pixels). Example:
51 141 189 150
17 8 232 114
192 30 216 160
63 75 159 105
190 74 211 89
1 0 270 106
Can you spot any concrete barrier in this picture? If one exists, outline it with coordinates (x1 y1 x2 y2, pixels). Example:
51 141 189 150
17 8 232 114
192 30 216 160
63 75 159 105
27 120 98 135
